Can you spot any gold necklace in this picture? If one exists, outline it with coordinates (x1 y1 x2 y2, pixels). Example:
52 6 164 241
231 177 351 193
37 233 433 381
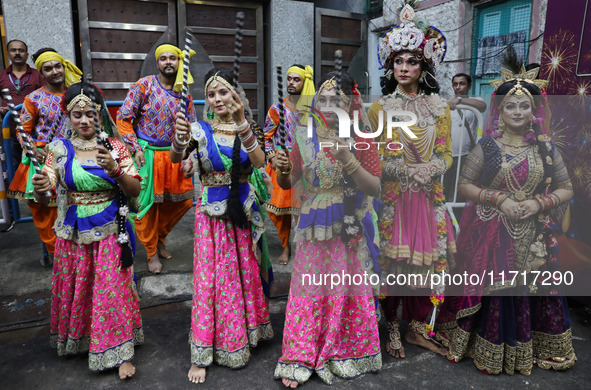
477 204 534 240
316 126 337 140
71 135 97 151
209 117 236 135
315 149 343 189
497 131 531 158
498 131 527 146
500 144 543 201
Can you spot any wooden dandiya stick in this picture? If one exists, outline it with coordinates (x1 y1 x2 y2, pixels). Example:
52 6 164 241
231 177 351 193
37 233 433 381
87 90 110 150
276 65 287 151
46 113 62 143
2 89 51 197
334 50 348 143
175 30 193 146
87 87 133 267
334 50 343 93
233 11 245 87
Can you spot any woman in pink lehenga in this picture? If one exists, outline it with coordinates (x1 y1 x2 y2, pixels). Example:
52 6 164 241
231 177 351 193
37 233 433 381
32 82 143 379
172 68 273 384
274 71 382 388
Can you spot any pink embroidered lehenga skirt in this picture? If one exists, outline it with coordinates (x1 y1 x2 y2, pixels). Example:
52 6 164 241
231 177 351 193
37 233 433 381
274 237 382 385
189 212 273 368
380 188 456 323
50 234 143 371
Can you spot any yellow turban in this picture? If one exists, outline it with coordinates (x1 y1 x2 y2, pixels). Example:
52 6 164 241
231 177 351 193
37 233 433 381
34 52 82 87
286 65 315 111
155 44 196 92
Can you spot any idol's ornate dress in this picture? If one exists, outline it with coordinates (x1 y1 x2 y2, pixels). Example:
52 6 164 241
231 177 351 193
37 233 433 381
437 136 577 374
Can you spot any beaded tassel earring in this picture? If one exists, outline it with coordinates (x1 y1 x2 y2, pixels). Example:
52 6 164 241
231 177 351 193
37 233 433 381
497 117 506 134
207 106 215 120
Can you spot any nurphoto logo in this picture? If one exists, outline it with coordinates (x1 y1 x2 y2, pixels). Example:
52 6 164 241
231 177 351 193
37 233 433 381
304 106 419 151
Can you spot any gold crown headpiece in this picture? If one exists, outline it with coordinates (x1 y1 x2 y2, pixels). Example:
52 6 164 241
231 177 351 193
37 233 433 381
377 3 447 69
489 65 549 107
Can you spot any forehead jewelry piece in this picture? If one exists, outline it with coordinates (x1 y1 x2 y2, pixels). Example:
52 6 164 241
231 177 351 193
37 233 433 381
490 65 548 108
67 90 97 112
319 77 350 104
499 79 534 108
319 77 337 92
204 72 235 94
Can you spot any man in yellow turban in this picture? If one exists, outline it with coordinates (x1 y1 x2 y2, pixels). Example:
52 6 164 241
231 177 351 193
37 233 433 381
8 47 81 266
117 43 197 274
263 64 315 265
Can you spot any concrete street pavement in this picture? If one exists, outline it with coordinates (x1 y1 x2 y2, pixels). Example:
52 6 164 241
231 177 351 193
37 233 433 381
1 202 590 389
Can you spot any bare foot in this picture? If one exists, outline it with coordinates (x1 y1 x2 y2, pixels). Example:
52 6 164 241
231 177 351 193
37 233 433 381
118 362 136 379
386 338 406 358
148 253 162 274
281 377 298 388
386 321 405 359
405 331 447 356
277 246 290 265
157 241 172 259
188 365 206 384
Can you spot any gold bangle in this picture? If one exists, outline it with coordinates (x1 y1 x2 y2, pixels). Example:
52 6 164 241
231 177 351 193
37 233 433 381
495 193 508 208
342 156 360 174
344 158 361 175
279 164 292 175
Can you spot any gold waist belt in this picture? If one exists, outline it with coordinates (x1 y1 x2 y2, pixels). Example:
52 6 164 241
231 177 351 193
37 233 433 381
66 190 117 205
201 172 250 187
307 185 344 194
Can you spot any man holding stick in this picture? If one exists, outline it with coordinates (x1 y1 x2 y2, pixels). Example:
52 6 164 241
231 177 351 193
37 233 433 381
8 48 81 266
117 43 197 274
263 64 314 265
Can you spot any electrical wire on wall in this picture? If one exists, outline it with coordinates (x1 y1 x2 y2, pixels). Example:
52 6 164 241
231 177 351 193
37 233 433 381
366 1 544 67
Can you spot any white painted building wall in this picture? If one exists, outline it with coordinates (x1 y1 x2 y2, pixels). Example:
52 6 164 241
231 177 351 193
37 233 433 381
2 0 77 67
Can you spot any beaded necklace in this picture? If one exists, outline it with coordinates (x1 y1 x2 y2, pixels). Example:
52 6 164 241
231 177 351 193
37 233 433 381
393 85 440 129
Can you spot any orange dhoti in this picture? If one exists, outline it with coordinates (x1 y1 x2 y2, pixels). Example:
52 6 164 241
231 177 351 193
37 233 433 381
8 158 57 254
135 199 193 258
136 147 194 259
264 162 298 248
29 202 57 254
